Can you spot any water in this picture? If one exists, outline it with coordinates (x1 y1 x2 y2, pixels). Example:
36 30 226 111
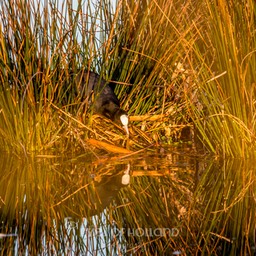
0 147 255 255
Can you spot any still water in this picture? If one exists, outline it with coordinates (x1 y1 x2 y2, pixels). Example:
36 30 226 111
0 146 255 255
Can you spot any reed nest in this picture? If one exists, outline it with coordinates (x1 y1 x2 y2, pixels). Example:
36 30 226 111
50 101 192 155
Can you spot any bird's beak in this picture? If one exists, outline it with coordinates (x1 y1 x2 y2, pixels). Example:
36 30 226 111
120 114 129 136
123 125 129 136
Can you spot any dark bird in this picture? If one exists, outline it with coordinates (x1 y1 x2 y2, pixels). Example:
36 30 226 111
76 71 129 135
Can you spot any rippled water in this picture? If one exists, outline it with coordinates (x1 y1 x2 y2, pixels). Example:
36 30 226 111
0 147 255 255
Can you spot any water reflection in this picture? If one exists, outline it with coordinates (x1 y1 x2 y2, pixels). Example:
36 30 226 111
0 148 255 255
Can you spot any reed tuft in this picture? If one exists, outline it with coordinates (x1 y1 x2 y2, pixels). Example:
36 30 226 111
0 0 255 157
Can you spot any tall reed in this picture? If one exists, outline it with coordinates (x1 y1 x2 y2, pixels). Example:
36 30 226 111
188 0 256 157
0 0 104 153
0 0 198 154
1 0 254 156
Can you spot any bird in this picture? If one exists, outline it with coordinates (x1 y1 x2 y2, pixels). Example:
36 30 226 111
76 70 129 135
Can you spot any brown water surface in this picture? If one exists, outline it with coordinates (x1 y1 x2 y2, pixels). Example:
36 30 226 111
0 147 255 255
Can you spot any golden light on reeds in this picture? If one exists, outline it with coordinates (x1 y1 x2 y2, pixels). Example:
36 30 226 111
0 0 255 157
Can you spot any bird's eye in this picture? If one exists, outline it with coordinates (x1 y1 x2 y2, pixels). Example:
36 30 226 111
120 114 129 126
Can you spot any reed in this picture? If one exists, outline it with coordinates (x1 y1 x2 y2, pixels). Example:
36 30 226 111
0 0 198 154
1 0 255 156
188 0 256 157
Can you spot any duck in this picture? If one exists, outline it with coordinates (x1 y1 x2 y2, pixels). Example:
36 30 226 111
76 71 129 135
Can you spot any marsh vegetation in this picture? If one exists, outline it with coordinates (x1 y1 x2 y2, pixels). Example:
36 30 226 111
0 0 255 254
0 0 254 157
